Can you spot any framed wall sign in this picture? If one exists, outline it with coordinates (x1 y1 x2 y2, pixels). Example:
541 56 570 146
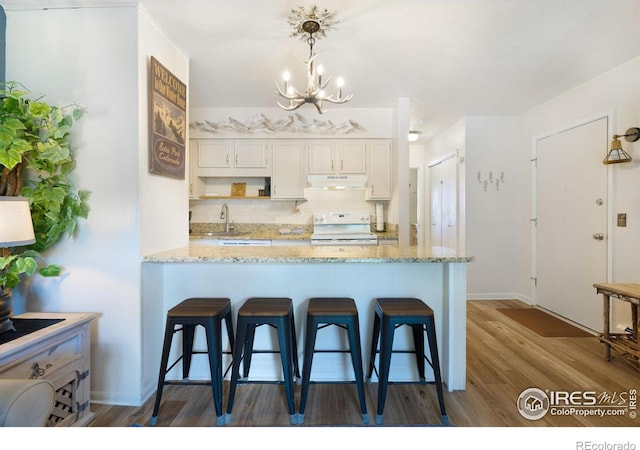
148 56 187 179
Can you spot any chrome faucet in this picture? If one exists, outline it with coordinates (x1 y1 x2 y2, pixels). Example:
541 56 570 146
220 203 231 232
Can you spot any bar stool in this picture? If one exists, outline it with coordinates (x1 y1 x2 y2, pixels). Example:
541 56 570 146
366 297 448 425
225 297 300 425
149 297 234 426
298 298 369 425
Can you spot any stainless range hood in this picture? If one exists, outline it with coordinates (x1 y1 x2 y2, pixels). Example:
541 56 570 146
306 174 367 190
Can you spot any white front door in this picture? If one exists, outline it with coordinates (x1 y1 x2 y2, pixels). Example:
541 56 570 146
534 116 609 332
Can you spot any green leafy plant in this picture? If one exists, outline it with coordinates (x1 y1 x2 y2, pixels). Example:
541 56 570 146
0 81 90 291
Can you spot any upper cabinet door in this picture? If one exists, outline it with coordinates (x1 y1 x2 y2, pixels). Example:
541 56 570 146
338 141 366 174
307 141 335 174
272 141 306 200
234 140 270 168
198 140 232 168
367 140 391 200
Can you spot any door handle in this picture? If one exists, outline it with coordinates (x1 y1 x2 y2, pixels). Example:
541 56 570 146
592 233 604 241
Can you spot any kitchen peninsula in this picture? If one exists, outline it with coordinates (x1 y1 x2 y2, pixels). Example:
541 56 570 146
141 245 473 393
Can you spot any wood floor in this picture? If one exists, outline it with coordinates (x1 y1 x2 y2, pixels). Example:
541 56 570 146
90 300 639 427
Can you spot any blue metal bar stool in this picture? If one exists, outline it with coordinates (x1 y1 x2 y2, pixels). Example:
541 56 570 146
150 297 234 426
366 297 448 425
225 297 300 425
298 297 369 424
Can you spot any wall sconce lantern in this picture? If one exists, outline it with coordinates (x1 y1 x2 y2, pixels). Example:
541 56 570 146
408 131 422 142
603 127 639 164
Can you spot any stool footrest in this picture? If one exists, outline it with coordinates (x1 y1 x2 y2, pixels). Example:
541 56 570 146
163 379 212 386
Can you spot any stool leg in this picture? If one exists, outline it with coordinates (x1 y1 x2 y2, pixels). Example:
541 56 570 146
225 316 248 424
425 316 448 424
276 318 298 425
375 316 394 425
149 319 175 426
366 313 381 381
182 323 196 378
411 324 426 381
289 310 301 379
298 315 318 423
242 323 257 379
347 317 370 425
224 310 235 354
204 317 225 426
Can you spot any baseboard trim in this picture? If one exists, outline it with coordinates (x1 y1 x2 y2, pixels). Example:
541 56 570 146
467 293 532 304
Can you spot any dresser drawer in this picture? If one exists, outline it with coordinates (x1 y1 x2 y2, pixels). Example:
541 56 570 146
0 331 82 380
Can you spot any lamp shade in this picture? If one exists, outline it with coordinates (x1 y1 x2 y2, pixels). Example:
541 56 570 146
0 197 36 247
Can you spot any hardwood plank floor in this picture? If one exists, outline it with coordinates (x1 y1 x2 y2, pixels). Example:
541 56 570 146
90 300 639 428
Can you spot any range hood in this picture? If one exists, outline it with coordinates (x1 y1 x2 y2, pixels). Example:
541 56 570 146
307 174 367 190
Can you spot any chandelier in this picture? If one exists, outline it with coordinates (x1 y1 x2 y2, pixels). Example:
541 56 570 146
276 6 352 114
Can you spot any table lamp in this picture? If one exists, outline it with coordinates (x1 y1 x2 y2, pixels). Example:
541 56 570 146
0 197 36 334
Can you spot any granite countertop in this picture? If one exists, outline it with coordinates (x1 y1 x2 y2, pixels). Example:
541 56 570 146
144 245 473 264
189 223 399 241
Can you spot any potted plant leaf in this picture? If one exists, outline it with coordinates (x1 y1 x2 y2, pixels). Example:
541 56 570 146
0 81 90 333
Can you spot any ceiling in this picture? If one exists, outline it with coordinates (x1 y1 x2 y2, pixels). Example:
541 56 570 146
2 0 640 140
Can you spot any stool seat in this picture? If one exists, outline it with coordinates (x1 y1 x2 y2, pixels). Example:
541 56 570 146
299 298 369 425
367 297 448 425
150 297 234 427
375 298 434 317
168 297 232 317
238 298 292 317
226 297 300 425
307 298 359 316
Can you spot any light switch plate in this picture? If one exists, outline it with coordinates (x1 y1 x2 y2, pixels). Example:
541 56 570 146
617 213 627 227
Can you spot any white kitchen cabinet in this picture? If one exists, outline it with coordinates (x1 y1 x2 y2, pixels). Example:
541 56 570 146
194 139 271 176
366 140 392 200
272 141 306 200
308 140 366 175
189 140 204 199
197 140 233 168
234 140 270 168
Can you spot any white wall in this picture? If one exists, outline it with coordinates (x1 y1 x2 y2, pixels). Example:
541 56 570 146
6 5 189 406
518 56 640 325
465 117 520 299
425 117 521 298
138 7 190 405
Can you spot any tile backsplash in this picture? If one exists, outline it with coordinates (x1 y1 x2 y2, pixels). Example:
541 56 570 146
190 189 378 226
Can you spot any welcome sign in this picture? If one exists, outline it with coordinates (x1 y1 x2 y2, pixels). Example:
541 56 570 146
149 56 187 179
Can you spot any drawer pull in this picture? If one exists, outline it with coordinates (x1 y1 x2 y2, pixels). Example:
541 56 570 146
30 362 48 379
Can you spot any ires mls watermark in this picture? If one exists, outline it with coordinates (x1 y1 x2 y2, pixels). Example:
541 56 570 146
517 387 637 420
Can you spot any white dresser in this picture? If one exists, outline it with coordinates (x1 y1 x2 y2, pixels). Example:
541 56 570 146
0 312 96 426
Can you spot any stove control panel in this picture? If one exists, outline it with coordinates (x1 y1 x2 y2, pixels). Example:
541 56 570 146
313 211 371 225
